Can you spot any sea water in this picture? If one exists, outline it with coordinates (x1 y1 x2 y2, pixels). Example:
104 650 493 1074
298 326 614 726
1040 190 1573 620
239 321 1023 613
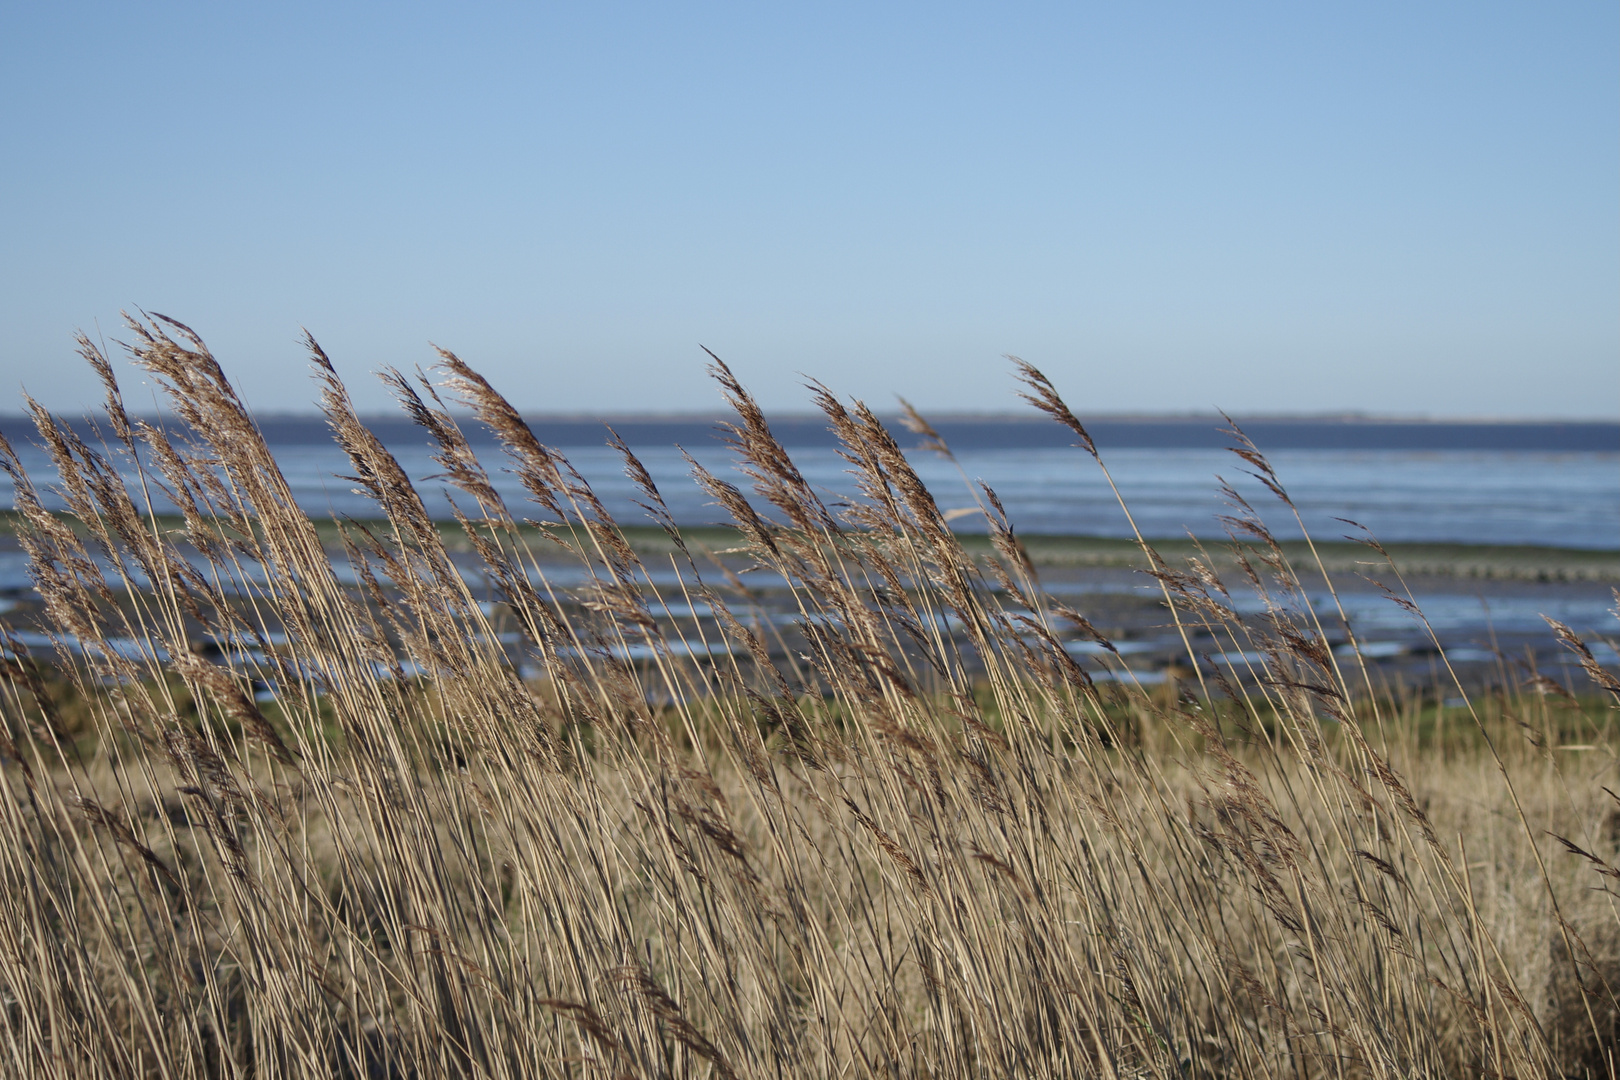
2 417 1615 549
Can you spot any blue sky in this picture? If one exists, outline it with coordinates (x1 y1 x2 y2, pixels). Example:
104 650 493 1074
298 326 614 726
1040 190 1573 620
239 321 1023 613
2 2 1615 417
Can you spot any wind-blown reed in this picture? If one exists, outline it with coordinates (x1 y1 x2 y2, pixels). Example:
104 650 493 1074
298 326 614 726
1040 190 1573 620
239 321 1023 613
0 314 1616 1078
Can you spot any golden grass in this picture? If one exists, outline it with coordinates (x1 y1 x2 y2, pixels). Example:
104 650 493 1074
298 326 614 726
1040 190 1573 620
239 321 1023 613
0 314 1615 1078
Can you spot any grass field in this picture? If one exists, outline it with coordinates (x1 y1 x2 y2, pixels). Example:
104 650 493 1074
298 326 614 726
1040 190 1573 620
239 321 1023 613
0 316 1617 1078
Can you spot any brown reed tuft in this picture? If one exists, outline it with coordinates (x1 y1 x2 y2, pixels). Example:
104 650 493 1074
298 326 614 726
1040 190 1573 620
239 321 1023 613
0 322 1613 1079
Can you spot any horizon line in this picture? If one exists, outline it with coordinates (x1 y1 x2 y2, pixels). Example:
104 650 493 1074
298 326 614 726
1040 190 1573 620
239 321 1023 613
3 409 1618 426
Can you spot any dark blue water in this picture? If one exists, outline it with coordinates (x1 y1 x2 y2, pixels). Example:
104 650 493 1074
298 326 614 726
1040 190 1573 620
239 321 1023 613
2 414 1616 549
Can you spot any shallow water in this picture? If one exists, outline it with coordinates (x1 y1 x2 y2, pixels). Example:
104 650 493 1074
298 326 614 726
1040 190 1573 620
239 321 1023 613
3 421 1615 674
4 437 1616 549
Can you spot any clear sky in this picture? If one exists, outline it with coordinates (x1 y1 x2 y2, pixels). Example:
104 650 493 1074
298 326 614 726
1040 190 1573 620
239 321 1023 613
2 2 1615 418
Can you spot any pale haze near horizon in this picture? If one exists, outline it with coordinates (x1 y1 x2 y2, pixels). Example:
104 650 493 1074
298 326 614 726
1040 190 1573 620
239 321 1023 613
1 3 1615 420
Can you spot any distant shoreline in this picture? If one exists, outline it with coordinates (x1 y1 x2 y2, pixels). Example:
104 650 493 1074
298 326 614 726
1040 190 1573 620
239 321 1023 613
4 517 1615 580
3 413 1616 452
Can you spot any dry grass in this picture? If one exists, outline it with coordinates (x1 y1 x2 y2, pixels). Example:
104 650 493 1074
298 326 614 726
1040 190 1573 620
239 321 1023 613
0 314 1616 1078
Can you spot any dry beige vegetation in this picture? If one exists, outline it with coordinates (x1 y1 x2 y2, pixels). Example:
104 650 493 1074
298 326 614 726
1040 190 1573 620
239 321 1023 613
0 315 1617 1078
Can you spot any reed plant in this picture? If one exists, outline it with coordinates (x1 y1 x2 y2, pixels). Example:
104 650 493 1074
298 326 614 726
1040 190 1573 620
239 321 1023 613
0 314 1616 1078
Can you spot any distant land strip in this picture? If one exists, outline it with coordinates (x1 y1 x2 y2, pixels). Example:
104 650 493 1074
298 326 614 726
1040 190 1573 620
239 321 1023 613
2 516 1615 583
2 414 1617 452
